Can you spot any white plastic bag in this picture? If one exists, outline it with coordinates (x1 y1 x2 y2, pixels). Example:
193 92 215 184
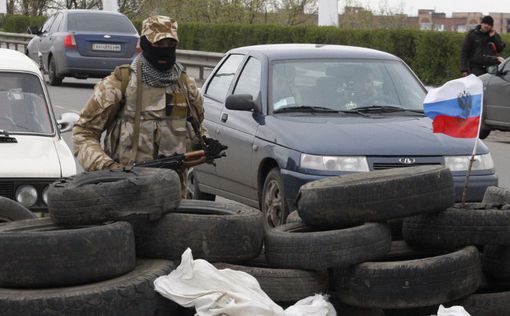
154 248 336 316
436 304 471 316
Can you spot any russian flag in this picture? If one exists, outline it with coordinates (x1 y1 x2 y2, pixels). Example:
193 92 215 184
423 75 483 138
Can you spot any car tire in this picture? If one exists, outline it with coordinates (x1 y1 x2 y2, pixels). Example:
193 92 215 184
482 186 510 204
482 245 510 281
0 259 179 316
0 218 136 288
186 168 215 201
264 222 392 270
130 200 264 262
0 197 36 223
213 262 329 303
332 246 482 309
261 168 289 227
48 56 63 86
48 167 181 225
402 204 510 249
296 165 454 227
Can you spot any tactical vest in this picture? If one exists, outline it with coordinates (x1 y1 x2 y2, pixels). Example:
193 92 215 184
103 66 193 166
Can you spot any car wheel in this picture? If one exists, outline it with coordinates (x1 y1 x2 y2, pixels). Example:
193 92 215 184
48 56 63 86
0 197 36 223
262 168 288 227
479 128 491 139
186 168 215 201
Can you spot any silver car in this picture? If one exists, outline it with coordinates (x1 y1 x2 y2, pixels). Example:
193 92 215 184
26 9 139 86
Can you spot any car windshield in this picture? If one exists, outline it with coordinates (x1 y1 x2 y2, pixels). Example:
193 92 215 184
270 59 427 113
0 72 53 134
68 13 137 33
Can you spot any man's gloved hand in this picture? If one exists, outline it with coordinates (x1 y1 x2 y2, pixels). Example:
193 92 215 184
202 136 228 158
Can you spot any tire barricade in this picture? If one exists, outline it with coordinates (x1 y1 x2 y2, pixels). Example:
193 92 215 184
1 167 510 315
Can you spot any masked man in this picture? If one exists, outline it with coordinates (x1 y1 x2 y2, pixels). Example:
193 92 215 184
73 15 206 197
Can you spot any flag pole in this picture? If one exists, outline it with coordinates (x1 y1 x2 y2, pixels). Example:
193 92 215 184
461 138 478 207
461 79 484 207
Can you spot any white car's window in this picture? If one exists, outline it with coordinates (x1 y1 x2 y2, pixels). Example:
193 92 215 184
0 73 53 134
49 13 64 33
40 15 55 33
271 60 426 112
206 54 244 102
233 57 261 100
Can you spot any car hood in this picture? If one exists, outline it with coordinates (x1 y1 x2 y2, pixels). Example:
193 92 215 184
0 135 65 178
259 114 488 156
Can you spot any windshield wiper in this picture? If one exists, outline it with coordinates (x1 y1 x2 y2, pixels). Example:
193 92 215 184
274 105 339 113
0 130 17 143
346 105 424 114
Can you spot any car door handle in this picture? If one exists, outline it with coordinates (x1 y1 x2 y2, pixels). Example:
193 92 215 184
221 113 228 122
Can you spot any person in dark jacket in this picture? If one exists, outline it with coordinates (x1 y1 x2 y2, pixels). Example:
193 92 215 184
460 15 506 76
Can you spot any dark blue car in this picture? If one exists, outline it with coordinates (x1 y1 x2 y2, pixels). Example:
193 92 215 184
27 10 139 86
189 44 498 226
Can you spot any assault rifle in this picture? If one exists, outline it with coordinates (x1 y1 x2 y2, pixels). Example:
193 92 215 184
134 138 227 170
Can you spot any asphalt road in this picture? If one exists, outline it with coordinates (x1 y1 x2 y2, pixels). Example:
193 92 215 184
48 76 510 190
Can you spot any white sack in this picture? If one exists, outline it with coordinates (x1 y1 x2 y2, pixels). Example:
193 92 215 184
154 248 336 316
437 304 471 316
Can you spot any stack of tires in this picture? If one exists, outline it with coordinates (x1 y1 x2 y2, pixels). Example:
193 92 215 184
263 165 492 315
0 167 266 316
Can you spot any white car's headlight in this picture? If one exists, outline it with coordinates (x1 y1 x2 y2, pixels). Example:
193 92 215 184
300 154 369 172
42 185 49 205
15 185 38 207
445 153 494 171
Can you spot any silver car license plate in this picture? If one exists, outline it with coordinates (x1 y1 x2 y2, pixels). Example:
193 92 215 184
92 43 121 52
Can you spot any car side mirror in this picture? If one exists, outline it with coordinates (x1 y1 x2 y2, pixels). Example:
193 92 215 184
57 112 80 133
27 26 41 36
487 65 499 75
225 94 259 112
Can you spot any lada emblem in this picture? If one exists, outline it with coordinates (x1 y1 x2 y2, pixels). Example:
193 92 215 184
398 157 416 165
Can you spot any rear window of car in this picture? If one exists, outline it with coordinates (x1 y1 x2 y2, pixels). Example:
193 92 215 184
67 13 137 34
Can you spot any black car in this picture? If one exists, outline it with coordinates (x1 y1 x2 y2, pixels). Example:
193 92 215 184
189 44 497 226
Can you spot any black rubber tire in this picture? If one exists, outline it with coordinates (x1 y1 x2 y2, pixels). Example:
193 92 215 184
48 56 63 86
296 166 454 227
213 262 329 303
0 218 136 288
131 200 264 262
186 168 215 201
482 186 510 205
446 283 510 316
483 245 510 281
0 196 36 222
48 167 181 225
403 203 510 249
286 210 302 224
332 246 482 309
264 222 392 270
0 259 179 316
261 168 289 227
328 295 385 316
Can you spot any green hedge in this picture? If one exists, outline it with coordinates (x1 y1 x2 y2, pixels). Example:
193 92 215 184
2 15 46 33
3 15 510 85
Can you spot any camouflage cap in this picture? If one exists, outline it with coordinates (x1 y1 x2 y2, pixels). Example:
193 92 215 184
142 15 179 44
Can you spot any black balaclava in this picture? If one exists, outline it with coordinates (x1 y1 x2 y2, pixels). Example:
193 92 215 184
140 35 176 71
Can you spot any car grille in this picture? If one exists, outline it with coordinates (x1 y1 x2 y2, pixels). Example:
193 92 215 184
0 179 57 211
372 162 442 170
0 182 14 199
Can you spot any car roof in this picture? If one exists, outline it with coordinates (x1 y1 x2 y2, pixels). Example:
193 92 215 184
227 44 400 61
61 9 126 16
0 49 41 74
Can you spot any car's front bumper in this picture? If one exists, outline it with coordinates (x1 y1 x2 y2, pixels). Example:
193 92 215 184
281 169 498 211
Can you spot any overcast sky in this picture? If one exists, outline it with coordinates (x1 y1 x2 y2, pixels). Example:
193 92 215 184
340 0 509 16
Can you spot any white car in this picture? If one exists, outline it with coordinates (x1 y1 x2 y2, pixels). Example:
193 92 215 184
0 48 77 212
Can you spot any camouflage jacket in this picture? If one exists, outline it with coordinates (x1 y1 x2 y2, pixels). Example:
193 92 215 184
72 64 205 171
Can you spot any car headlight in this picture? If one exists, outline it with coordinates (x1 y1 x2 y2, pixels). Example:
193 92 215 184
300 154 369 172
15 185 38 207
42 185 49 205
445 153 494 171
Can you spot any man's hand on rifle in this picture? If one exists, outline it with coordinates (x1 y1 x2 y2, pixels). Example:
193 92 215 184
202 136 228 161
